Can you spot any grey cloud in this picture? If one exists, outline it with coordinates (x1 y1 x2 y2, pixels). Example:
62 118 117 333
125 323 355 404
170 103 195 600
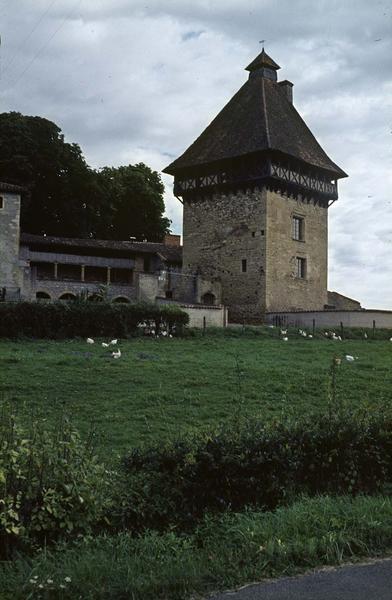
1 0 391 307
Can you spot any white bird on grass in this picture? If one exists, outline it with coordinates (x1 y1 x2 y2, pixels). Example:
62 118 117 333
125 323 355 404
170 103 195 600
112 349 121 359
282 337 288 342
86 338 94 344
102 342 109 348
280 329 287 335
345 355 356 362
364 333 368 339
110 339 118 345
308 334 313 339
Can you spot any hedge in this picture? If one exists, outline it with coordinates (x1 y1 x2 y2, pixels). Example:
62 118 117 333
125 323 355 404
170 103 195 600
0 301 189 339
116 411 392 532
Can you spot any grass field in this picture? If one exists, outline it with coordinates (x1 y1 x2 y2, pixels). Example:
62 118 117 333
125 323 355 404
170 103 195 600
1 328 392 459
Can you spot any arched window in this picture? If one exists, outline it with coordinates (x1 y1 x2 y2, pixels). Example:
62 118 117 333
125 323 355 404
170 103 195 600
58 292 76 301
36 291 51 301
112 296 130 303
202 292 215 306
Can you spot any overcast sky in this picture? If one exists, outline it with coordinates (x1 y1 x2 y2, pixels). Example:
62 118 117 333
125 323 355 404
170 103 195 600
1 0 391 308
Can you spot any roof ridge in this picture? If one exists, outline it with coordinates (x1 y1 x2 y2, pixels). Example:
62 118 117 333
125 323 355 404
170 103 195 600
261 78 271 149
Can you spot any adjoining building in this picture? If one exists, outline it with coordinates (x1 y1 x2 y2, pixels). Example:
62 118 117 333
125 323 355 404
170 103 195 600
164 49 349 322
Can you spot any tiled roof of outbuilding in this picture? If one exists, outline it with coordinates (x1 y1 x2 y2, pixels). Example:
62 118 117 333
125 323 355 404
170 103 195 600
20 233 183 263
164 54 347 178
0 181 25 193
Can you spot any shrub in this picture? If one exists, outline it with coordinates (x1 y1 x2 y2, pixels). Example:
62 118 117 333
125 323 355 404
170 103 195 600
0 301 188 339
0 405 111 558
116 411 392 532
1 495 392 599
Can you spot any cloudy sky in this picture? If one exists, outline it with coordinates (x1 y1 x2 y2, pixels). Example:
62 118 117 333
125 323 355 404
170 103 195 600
1 0 391 308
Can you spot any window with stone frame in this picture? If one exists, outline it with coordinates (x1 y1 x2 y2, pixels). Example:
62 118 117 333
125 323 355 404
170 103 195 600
295 257 306 279
292 216 304 241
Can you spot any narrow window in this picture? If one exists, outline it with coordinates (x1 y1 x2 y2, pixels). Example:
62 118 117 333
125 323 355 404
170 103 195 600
0 196 3 209
295 257 306 279
251 231 256 238
292 216 304 241
143 256 151 272
260 229 265 236
241 259 247 273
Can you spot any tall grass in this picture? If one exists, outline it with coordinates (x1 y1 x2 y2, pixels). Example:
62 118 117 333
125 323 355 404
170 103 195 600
1 495 391 599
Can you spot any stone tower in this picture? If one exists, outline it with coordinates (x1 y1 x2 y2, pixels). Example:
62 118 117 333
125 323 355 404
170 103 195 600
0 182 24 297
164 50 347 322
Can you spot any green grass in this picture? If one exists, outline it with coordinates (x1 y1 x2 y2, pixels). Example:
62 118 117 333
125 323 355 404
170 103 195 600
1 328 392 459
1 495 391 599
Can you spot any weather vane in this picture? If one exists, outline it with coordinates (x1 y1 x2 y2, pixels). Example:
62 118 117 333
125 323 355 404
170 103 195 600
259 39 266 49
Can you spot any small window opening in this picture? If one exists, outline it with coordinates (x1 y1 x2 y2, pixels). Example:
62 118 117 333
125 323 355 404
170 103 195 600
0 196 4 209
144 256 151 272
251 231 256 238
292 216 304 241
202 292 215 305
241 259 247 273
165 290 173 299
260 229 265 236
295 257 306 279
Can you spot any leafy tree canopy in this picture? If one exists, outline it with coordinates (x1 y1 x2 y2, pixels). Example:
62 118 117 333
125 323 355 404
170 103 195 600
0 112 171 241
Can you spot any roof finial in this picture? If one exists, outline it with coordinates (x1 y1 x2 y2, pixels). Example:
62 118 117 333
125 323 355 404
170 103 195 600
259 39 266 50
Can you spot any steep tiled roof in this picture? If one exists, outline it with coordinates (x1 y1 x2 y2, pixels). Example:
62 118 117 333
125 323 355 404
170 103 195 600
20 233 182 263
164 55 347 178
0 181 25 193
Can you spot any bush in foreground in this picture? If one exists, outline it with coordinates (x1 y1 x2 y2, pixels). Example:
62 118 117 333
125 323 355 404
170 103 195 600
0 301 188 339
117 411 392 531
1 495 392 599
0 405 110 559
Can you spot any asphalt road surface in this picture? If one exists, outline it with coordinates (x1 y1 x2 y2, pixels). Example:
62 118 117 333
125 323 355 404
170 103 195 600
208 559 392 600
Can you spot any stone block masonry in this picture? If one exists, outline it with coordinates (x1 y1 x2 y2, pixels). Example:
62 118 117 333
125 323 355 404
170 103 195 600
182 188 267 323
0 191 23 291
182 186 328 322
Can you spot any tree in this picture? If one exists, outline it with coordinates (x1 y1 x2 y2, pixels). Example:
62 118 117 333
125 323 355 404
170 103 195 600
95 164 171 241
0 112 171 241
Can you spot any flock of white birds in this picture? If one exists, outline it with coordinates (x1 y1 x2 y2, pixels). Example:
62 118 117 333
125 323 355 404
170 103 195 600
85 326 392 362
273 326 392 363
86 337 121 358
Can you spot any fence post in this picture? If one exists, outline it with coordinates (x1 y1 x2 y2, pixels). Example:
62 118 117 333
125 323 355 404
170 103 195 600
312 318 315 336
373 319 376 338
340 321 344 339
203 316 206 335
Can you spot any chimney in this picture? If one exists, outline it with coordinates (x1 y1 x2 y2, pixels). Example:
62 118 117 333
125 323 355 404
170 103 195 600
164 234 181 247
278 80 294 104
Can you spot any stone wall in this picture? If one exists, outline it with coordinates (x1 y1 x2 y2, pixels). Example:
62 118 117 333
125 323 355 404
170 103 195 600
182 188 267 322
266 310 392 329
0 192 23 292
265 190 328 312
182 186 329 322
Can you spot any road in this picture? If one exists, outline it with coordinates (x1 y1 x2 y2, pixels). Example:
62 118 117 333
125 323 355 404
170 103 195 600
208 559 392 600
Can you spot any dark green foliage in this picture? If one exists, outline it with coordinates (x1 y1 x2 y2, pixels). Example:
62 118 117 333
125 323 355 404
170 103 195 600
0 301 188 339
117 412 392 532
1 495 392 599
0 405 109 559
95 164 171 242
0 112 171 240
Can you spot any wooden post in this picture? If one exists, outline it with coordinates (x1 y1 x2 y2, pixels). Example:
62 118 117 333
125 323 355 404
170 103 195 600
81 265 85 282
312 318 315 336
203 316 206 335
107 267 111 285
54 263 58 280
373 319 376 338
340 321 344 338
